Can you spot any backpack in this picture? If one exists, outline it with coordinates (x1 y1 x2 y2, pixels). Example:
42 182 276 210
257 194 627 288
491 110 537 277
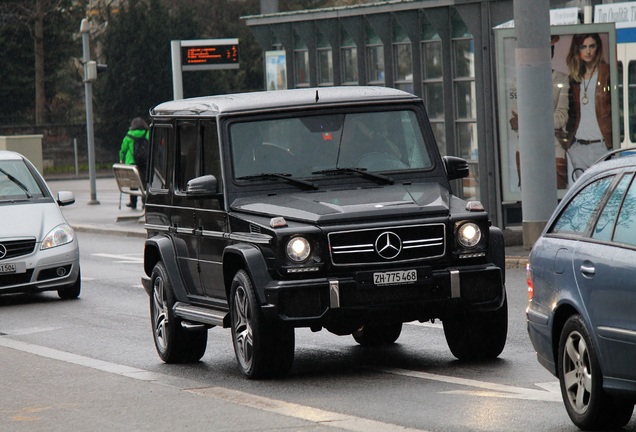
129 133 149 168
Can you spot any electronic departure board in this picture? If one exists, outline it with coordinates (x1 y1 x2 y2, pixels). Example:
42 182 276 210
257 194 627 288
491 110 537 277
180 39 239 71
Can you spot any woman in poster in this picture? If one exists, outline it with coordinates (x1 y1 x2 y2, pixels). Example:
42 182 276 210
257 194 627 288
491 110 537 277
565 33 612 182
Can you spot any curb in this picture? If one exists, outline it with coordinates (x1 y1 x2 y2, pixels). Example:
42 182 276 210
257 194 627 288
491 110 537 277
505 256 528 270
71 224 146 239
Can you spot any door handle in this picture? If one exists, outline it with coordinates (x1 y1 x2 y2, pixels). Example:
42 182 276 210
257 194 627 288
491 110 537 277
580 264 595 277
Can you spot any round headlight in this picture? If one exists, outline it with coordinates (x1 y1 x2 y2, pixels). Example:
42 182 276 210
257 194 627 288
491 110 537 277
457 222 481 248
286 237 311 262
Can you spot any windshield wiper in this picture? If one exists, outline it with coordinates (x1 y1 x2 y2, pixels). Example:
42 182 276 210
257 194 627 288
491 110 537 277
311 167 394 185
0 167 32 198
236 173 319 190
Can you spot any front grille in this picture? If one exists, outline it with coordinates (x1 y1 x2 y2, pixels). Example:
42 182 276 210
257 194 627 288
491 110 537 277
328 223 445 266
0 238 37 260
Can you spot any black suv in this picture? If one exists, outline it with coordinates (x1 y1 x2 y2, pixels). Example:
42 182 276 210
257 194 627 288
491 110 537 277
141 86 507 379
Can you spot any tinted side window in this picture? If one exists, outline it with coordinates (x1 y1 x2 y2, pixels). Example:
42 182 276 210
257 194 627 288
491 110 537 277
202 121 222 188
593 174 633 241
177 121 199 191
552 176 613 235
149 125 169 191
614 174 636 246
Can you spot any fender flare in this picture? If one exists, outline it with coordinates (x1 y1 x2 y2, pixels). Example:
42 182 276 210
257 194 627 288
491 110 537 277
488 226 506 284
143 235 189 302
223 243 273 304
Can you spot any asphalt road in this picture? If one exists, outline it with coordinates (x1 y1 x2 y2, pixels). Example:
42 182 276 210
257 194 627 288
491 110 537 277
1 232 634 432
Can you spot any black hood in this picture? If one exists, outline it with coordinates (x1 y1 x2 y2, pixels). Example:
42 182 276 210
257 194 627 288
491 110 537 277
230 183 450 223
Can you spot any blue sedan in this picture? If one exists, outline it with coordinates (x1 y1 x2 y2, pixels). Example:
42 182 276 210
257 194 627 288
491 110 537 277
527 151 636 430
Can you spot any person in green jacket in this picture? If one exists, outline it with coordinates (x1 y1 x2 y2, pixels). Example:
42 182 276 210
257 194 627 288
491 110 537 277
119 117 149 209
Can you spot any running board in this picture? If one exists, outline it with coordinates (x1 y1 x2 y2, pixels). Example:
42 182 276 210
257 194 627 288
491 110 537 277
174 302 229 328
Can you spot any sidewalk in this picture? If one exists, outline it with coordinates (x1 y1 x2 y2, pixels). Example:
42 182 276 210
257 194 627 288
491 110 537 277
47 175 146 238
46 176 530 268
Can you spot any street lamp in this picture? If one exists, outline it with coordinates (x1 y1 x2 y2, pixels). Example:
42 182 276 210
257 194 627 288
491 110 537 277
80 18 99 205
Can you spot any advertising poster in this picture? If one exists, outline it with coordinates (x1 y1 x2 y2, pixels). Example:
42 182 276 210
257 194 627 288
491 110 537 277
265 50 287 90
495 23 619 202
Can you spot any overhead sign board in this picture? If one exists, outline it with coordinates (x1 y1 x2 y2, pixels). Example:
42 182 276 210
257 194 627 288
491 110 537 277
180 38 239 71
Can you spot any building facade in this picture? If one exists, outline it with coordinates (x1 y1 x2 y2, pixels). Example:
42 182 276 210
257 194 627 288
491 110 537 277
244 0 586 228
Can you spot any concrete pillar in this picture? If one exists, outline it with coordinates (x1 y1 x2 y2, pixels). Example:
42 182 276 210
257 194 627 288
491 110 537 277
514 0 558 249
260 0 278 14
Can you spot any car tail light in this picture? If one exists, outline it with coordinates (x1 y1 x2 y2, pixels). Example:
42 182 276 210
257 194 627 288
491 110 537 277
526 262 534 301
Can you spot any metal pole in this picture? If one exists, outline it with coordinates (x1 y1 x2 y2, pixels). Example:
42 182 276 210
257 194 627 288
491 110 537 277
514 0 556 249
81 18 99 205
74 138 79 177
171 41 183 100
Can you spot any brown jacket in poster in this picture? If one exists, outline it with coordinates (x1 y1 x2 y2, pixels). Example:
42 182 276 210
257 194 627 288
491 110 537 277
566 62 612 150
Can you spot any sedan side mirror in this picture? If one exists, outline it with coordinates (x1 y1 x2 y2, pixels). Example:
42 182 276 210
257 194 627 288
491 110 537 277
57 191 75 206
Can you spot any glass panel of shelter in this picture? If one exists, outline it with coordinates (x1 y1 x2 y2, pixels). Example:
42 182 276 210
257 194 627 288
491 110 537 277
452 9 478 201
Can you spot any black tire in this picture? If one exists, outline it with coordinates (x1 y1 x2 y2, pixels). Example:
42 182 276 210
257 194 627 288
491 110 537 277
230 269 294 379
149 261 207 363
443 295 508 361
57 270 81 300
352 322 403 346
558 315 634 430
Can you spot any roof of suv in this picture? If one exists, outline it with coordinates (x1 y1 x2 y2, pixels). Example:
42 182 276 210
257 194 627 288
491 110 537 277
150 86 420 118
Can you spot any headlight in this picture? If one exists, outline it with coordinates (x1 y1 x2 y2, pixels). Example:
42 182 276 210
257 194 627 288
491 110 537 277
286 236 310 262
41 224 75 250
457 222 481 248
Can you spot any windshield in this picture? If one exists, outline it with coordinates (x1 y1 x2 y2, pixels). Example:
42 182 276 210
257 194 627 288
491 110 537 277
230 109 433 180
0 159 45 200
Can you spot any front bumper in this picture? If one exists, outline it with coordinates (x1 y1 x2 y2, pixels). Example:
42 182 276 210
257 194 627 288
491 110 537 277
0 241 80 294
262 264 504 325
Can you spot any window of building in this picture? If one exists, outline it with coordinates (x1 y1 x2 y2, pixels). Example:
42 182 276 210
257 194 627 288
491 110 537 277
366 25 384 85
393 25 413 93
628 62 636 144
294 32 310 87
341 31 358 85
421 19 445 155
317 32 333 86
451 10 478 201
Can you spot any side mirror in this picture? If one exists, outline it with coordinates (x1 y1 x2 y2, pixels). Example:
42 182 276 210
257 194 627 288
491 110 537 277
57 191 75 206
443 156 469 180
186 175 218 197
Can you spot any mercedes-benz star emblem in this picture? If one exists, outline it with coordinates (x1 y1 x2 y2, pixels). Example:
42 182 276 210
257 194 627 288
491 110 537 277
375 232 402 259
0 244 6 260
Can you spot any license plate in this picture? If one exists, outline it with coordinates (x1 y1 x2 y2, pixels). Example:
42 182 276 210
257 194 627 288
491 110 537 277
0 263 16 274
373 269 417 286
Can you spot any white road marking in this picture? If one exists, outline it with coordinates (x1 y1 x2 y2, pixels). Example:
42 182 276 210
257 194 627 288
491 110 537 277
0 337 429 431
92 253 143 264
190 387 429 432
375 367 561 402
405 321 442 329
